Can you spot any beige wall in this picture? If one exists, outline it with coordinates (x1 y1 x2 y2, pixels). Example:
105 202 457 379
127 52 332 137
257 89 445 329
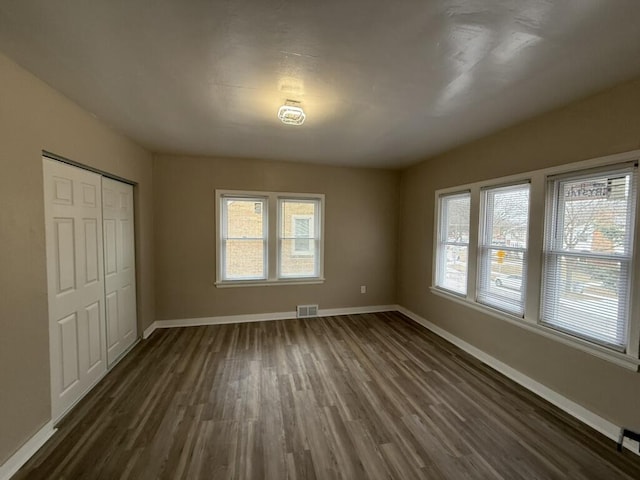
0 53 155 464
154 154 399 320
398 77 640 430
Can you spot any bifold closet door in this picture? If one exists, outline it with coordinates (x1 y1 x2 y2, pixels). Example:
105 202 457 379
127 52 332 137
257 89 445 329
102 177 137 365
43 158 107 422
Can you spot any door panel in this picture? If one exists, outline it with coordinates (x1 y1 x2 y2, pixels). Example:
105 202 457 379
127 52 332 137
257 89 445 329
44 157 107 422
58 313 79 391
83 219 99 285
54 218 76 293
86 301 102 369
106 291 119 352
104 220 117 275
102 177 137 365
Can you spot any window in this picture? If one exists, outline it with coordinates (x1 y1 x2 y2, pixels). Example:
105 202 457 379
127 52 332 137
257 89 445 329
279 200 321 277
477 183 530 316
220 196 267 281
435 192 471 295
217 191 324 285
541 165 637 351
431 151 640 366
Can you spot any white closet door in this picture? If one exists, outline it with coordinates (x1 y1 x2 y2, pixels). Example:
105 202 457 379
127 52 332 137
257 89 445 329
102 177 137 365
43 158 107 422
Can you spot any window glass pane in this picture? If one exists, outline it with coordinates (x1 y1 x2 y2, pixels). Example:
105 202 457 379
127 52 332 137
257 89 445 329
224 239 265 279
443 195 470 243
225 199 265 239
558 175 632 254
437 193 470 294
280 239 317 277
484 185 529 247
294 218 311 252
541 167 636 351
222 197 266 280
478 248 526 315
279 199 319 278
478 184 529 316
440 245 468 294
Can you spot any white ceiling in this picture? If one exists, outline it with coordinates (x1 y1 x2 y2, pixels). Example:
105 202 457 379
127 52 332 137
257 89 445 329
2 1 640 168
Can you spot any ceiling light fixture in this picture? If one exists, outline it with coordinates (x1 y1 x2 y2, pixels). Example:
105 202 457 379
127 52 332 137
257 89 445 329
278 100 306 126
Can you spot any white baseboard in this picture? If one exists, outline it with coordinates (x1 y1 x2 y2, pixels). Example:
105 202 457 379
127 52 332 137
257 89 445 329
0 421 56 480
319 304 397 317
396 305 640 456
152 305 398 330
143 321 157 339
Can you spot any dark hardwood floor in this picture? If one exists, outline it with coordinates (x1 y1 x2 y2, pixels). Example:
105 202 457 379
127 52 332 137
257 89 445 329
15 311 640 479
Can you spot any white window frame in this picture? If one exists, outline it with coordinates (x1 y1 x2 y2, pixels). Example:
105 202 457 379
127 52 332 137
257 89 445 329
541 164 636 351
278 198 322 278
216 190 325 287
477 182 531 317
435 191 471 296
219 194 269 281
430 149 640 371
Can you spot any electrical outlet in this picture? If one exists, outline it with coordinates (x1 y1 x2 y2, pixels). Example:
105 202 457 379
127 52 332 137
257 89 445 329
360 285 366 294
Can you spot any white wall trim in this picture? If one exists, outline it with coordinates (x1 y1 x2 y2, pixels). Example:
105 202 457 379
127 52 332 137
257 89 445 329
396 305 640 456
143 321 157 339
319 304 397 317
153 305 398 330
0 421 56 480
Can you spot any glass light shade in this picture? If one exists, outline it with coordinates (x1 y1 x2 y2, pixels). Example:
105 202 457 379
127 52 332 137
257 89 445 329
278 105 306 125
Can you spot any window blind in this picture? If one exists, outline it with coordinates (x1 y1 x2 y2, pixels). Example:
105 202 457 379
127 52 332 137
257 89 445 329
477 183 530 316
540 164 637 351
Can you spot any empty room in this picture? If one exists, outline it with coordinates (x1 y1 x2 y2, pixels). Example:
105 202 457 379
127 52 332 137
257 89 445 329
2 1 640 479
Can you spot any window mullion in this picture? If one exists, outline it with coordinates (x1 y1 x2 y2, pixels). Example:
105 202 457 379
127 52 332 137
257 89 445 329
268 194 277 280
466 185 481 301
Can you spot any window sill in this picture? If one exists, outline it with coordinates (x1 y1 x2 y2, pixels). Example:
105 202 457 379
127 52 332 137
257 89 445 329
429 286 640 371
215 278 325 288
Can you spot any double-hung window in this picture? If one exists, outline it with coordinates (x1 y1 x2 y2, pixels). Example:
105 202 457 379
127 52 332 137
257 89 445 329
541 165 637 351
219 196 268 281
279 199 321 278
217 191 324 285
432 153 640 365
435 192 471 295
477 183 530 316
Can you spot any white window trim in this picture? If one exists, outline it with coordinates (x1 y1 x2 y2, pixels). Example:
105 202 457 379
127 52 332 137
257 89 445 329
431 149 640 371
435 191 471 296
219 194 268 282
541 165 636 352
215 190 325 287
477 181 531 317
278 198 322 279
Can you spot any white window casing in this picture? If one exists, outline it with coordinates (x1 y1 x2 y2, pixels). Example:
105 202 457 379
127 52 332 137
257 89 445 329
279 199 321 278
216 190 325 286
477 182 530 317
541 164 637 352
435 192 471 296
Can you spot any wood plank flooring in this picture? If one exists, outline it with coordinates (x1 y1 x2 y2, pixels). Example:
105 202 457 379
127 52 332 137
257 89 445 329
14 311 640 479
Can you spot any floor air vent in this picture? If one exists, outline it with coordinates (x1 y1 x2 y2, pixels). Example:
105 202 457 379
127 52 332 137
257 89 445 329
297 304 319 318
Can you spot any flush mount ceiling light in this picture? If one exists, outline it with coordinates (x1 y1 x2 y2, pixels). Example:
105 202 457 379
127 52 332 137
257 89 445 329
278 100 306 126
